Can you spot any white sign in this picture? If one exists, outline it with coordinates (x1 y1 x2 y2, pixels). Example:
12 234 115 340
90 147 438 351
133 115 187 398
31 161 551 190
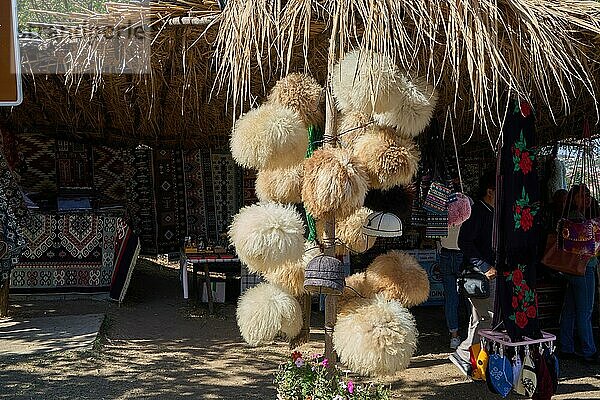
0 0 22 106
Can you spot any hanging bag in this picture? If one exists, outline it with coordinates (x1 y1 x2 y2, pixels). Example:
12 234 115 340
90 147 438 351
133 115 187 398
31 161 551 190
423 181 452 214
457 264 490 299
541 234 588 276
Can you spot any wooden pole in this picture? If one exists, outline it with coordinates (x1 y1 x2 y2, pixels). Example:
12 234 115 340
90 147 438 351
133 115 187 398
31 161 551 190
323 10 340 363
0 279 9 318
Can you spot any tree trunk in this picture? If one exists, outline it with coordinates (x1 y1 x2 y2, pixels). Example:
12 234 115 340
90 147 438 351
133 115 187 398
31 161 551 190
0 279 9 318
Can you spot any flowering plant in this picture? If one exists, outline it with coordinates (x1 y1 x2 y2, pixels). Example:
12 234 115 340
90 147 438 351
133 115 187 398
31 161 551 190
275 352 390 400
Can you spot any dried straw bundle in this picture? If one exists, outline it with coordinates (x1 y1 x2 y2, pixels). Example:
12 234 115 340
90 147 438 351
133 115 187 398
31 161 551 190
228 203 305 273
336 111 373 149
263 241 322 298
255 163 304 204
350 126 421 190
230 104 308 170
236 283 303 346
333 295 418 376
267 73 324 128
372 76 438 137
302 147 369 220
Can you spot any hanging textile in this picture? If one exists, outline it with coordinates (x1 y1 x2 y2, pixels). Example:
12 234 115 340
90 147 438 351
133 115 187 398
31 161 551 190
497 100 542 341
0 143 28 282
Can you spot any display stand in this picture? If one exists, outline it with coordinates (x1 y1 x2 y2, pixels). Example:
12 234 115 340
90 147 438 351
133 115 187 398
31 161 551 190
479 329 556 348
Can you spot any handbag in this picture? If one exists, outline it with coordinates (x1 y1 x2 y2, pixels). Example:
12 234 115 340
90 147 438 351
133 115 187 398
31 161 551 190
557 217 600 257
423 181 452 214
541 234 588 276
457 265 490 299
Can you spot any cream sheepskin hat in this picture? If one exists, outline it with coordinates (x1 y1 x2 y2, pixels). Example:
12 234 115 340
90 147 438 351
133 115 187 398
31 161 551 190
333 295 418 376
229 203 305 273
263 241 322 298
350 126 420 189
237 283 303 346
267 73 324 128
255 163 304 204
302 146 369 220
230 103 308 170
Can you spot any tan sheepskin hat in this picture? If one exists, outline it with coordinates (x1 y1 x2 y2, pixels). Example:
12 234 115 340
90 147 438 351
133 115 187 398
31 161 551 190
255 163 304 204
336 111 373 149
267 73 324 128
316 207 376 255
230 103 308 170
302 146 369 220
350 126 420 189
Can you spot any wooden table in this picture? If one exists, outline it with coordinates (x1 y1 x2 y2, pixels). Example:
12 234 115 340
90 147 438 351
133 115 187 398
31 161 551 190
180 251 240 314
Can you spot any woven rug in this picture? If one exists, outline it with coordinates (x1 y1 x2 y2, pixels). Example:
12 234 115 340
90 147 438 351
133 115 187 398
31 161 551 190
243 169 258 206
153 149 186 253
16 134 56 195
201 150 218 242
211 152 241 243
11 213 115 292
124 148 157 254
93 146 127 206
56 140 93 190
183 150 207 241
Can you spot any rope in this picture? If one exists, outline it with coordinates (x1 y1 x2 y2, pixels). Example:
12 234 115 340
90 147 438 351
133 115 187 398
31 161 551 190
305 125 324 242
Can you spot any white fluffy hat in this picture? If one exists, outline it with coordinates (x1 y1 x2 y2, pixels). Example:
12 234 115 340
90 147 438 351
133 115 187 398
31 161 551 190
333 295 418 376
228 203 305 273
230 103 308 170
236 283 303 346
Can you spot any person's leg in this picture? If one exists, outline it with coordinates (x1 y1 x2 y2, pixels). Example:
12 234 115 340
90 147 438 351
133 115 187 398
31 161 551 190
560 276 577 355
440 250 460 336
574 262 597 358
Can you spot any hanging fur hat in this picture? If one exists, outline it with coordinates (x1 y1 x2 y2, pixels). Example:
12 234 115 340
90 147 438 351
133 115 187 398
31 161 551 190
255 163 304 204
337 111 373 149
333 295 418 376
263 241 322 298
317 207 377 255
229 203 305 273
230 103 308 170
350 126 420 190
302 146 369 220
373 76 438 137
364 184 416 221
367 250 430 307
236 283 303 346
267 73 324 128
331 50 402 114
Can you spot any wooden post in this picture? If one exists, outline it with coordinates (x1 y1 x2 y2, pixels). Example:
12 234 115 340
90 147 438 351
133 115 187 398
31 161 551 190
290 293 312 348
323 9 340 363
0 279 9 318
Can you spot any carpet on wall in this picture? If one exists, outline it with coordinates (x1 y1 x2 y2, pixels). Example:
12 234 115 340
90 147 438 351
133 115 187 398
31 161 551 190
183 150 207 242
56 140 93 190
93 146 127 207
15 134 56 196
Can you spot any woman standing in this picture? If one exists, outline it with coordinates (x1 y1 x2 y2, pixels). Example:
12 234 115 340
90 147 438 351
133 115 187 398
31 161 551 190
559 184 599 365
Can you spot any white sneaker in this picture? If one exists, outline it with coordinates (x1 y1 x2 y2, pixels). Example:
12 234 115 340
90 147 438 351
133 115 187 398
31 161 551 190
450 336 461 350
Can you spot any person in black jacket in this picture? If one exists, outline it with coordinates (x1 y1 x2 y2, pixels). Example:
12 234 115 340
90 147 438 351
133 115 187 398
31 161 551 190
449 169 497 377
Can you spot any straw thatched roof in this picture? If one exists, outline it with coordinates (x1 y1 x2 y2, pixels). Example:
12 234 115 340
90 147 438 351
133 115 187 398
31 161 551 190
4 0 600 148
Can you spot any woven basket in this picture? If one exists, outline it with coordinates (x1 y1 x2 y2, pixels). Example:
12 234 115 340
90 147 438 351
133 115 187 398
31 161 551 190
304 255 345 295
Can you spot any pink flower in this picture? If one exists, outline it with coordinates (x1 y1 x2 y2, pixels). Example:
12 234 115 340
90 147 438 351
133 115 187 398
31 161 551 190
347 380 354 394
294 357 304 367
321 358 329 368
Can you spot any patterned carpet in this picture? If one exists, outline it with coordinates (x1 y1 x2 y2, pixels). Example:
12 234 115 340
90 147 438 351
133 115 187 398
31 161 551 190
211 152 242 243
93 146 127 206
56 140 93 190
183 150 207 241
16 135 56 195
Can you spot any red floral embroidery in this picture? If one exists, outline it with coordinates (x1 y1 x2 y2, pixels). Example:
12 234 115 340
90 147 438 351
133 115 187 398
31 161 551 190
519 151 533 175
512 297 519 309
512 269 523 286
514 187 539 232
520 208 534 231
516 312 528 328
512 130 535 176
526 306 537 319
506 264 538 330
520 101 532 118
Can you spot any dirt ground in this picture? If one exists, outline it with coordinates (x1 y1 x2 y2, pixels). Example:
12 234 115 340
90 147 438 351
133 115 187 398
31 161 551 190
1 260 598 400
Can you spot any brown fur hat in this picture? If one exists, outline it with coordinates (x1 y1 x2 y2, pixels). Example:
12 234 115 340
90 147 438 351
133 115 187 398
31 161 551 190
302 147 369 220
263 241 322 297
255 163 304 204
350 126 420 190
316 207 376 255
337 111 373 149
268 73 324 128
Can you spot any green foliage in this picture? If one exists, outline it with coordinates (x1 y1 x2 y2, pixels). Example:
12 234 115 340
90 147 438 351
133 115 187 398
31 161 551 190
274 352 390 400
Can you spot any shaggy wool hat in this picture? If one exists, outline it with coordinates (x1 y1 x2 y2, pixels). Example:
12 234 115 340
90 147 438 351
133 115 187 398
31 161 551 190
333 295 418 376
263 241 322 298
230 103 308 170
372 76 438 137
332 50 402 114
236 283 303 346
350 126 420 190
229 203 305 273
267 73 324 128
448 193 472 227
337 111 373 149
367 250 430 307
302 146 369 220
255 163 304 204
316 207 377 255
